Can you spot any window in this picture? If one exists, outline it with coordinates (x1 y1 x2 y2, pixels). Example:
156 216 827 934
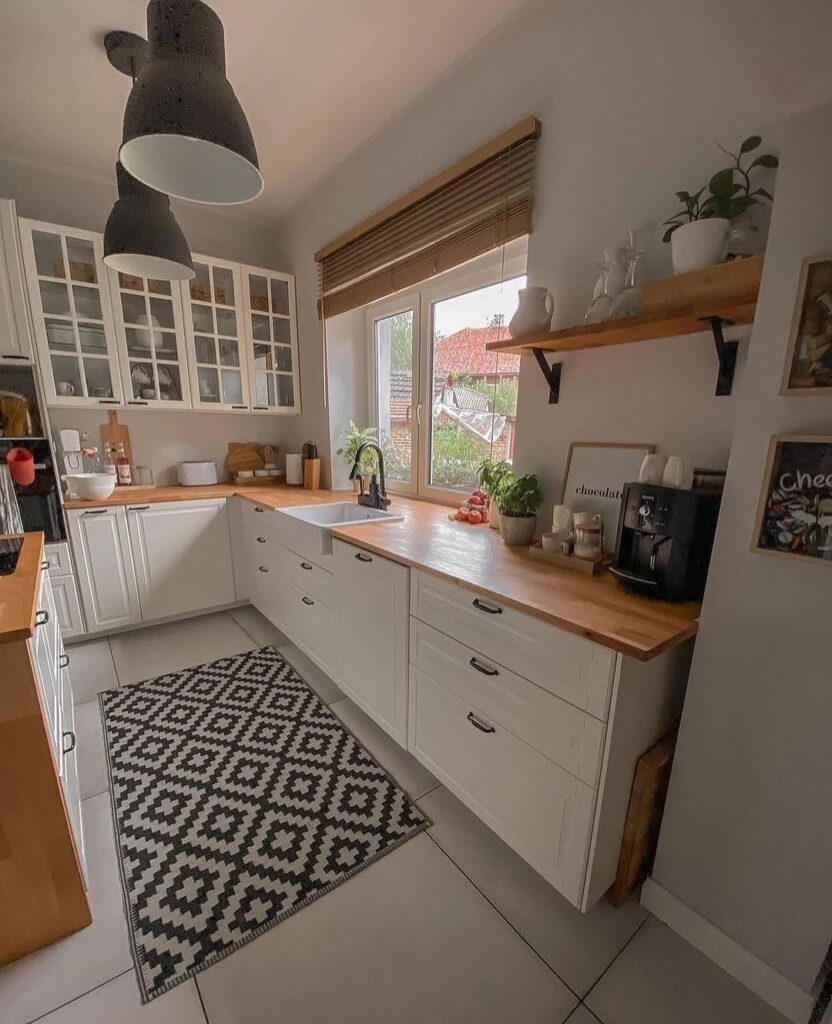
369 243 526 501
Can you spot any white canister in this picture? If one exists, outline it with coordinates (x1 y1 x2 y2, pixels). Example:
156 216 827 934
639 453 667 485
662 456 694 489
285 453 304 486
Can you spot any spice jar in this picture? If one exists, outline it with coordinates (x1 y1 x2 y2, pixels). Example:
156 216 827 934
574 515 604 561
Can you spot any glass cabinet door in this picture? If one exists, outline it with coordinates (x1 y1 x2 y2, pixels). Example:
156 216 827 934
111 272 191 408
19 221 123 406
183 257 249 411
241 266 300 414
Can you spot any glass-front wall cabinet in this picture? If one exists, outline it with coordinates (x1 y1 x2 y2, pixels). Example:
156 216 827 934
184 257 250 411
241 267 300 414
19 221 123 406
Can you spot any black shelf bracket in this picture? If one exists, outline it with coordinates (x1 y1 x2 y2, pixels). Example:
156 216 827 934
700 315 739 396
532 348 562 404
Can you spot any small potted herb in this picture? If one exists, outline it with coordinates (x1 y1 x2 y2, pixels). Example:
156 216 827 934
663 135 778 273
496 474 542 546
476 458 513 529
336 421 379 492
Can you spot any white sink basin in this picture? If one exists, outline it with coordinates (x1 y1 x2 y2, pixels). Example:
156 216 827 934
276 502 404 554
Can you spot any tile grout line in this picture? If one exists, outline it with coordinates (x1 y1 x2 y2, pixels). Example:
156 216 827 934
580 912 649 1009
23 968 133 1024
194 976 211 1024
423 829 582 1003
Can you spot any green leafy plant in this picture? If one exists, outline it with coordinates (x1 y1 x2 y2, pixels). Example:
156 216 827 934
476 458 513 499
663 135 778 242
496 474 542 518
336 421 379 474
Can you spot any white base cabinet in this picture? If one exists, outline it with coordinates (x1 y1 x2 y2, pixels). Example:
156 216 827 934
68 506 140 633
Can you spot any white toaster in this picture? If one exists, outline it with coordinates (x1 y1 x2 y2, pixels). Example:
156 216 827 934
177 461 219 486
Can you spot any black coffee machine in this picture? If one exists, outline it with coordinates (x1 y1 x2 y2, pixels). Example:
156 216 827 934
610 482 722 601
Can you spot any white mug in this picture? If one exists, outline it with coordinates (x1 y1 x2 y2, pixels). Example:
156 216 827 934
663 455 694 489
639 453 667 485
551 504 573 533
56 381 75 397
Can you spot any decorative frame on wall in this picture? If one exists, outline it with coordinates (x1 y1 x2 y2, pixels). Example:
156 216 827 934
781 254 832 394
560 441 654 551
752 434 832 564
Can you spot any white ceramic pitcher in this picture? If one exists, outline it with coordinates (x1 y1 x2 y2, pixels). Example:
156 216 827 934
509 286 554 339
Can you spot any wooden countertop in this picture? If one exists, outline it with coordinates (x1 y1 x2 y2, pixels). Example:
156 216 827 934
0 532 44 643
62 484 700 661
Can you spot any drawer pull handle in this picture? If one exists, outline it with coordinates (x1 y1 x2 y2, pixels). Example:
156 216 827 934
62 730 76 755
467 711 495 734
256 536 267 543
59 653 70 669
82 509 107 516
258 565 269 573
355 552 373 563
302 596 314 606
472 597 502 615
41 559 49 570
469 656 499 677
35 609 49 627
300 562 313 570
128 505 150 511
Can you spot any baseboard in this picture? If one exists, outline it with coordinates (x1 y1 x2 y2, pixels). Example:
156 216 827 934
641 878 813 1024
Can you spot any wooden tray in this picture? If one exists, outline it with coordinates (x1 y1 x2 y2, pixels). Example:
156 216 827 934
528 542 611 576
232 473 284 486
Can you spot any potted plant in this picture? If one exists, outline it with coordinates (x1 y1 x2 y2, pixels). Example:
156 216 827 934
663 135 778 273
476 458 513 529
336 421 379 492
496 474 542 546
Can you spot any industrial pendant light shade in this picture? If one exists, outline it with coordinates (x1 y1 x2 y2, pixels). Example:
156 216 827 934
119 0 262 205
103 162 195 280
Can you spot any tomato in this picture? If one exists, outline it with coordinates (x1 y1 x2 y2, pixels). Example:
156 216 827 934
456 507 470 521
467 509 483 524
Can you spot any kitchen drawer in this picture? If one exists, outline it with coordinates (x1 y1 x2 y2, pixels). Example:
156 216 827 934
44 542 73 577
409 668 595 905
248 543 288 623
241 499 282 544
410 619 605 788
285 548 333 605
410 571 616 720
286 580 335 677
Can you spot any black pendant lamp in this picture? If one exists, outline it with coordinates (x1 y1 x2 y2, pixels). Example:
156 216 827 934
103 162 195 280
119 0 262 205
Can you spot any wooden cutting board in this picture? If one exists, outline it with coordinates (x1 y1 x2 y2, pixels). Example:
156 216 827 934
101 411 132 467
227 442 265 475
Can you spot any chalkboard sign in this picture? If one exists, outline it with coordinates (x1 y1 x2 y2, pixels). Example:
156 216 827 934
754 435 832 563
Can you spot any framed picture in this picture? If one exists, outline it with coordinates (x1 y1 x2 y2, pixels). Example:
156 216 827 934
753 434 832 564
781 254 832 394
560 442 654 551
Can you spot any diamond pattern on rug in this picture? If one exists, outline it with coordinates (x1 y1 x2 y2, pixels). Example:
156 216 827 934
100 647 428 1003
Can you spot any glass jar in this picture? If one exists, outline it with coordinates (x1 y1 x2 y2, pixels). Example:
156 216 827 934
574 517 604 561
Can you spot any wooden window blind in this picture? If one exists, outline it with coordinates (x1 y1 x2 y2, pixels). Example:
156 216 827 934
315 117 541 319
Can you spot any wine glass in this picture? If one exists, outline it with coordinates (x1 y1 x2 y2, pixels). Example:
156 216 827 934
610 248 644 319
585 261 615 324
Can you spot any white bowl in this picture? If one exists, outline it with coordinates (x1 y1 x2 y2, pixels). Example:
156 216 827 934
66 473 117 501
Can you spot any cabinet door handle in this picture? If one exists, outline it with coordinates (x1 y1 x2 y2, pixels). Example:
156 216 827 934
41 559 49 570
256 536 267 543
254 506 265 513
467 711 495 734
35 609 49 626
472 597 502 615
252 405 268 411
300 561 313 570
2 353 29 361
354 552 373 563
82 509 107 516
128 505 150 511
302 595 314 606
97 399 120 404
258 565 269 573
59 653 70 669
469 656 499 677
231 404 247 410
127 400 149 406
62 730 76 754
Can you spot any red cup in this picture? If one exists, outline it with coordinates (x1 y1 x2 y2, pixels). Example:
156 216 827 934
6 447 35 487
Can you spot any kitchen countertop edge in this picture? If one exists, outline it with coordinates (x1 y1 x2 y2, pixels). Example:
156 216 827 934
0 532 44 643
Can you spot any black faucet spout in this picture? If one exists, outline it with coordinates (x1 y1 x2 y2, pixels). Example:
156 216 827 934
350 442 390 510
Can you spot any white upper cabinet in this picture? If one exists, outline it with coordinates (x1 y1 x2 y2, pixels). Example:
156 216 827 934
240 266 301 414
0 199 33 363
111 271 191 410
183 256 251 411
18 219 124 407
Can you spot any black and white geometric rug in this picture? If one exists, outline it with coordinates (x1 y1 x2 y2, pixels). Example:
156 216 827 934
99 646 429 1003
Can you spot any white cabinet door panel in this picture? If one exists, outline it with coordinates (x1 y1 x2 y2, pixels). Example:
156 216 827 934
0 198 33 362
68 507 140 632
51 574 86 640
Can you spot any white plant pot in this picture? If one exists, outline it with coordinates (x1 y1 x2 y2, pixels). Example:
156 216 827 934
499 514 537 547
670 218 730 274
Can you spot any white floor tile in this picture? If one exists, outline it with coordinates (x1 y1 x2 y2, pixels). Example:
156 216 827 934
230 604 290 648
585 917 791 1024
109 612 256 685
198 833 577 1024
0 794 133 1024
34 971 205 1023
75 700 108 799
279 643 343 704
331 697 438 800
420 786 646 996
65 640 118 705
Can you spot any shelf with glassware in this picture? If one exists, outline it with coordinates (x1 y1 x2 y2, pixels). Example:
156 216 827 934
488 256 763 402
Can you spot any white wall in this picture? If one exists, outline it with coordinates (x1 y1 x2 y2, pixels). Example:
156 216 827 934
651 102 832 995
272 0 832 998
325 306 370 490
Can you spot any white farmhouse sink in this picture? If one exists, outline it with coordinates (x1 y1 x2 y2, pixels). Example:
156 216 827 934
275 502 404 554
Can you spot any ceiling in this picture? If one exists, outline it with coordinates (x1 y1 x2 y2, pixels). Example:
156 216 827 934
0 0 532 224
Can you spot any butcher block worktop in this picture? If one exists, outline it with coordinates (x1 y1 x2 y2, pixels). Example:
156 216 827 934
63 485 699 660
0 532 44 643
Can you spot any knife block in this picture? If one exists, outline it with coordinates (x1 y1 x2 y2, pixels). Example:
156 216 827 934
303 458 321 490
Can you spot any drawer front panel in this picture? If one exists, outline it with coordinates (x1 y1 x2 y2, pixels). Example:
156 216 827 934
44 542 73 576
410 668 595 906
411 570 615 719
411 619 605 788
285 549 333 605
286 580 335 676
